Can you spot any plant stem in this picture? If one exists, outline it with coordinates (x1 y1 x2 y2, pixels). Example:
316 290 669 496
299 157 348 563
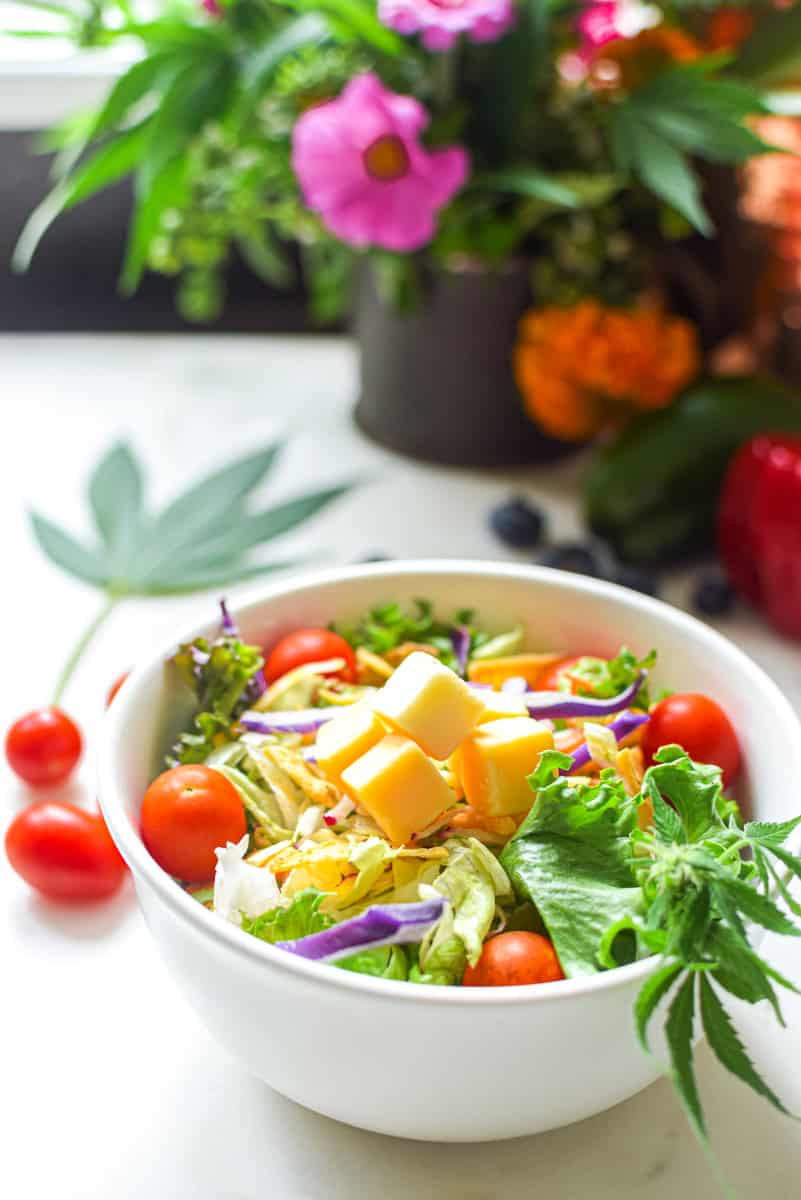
52 594 120 706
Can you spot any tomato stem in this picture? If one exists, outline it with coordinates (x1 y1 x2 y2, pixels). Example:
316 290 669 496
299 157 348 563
52 594 120 706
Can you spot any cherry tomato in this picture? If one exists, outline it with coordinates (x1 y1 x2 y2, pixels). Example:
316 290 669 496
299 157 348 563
538 655 590 693
642 692 741 786
462 932 565 987
141 764 246 882
5 707 83 787
106 672 130 707
5 801 127 901
264 628 357 685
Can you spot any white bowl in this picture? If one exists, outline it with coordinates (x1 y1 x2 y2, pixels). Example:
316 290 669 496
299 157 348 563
98 562 801 1142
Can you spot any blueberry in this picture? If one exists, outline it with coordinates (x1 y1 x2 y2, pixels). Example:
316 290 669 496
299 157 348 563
539 542 601 577
614 564 660 597
693 573 737 617
357 552 392 563
489 497 546 549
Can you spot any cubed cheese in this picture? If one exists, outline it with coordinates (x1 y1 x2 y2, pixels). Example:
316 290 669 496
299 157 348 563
477 691 528 722
372 651 485 760
454 717 554 817
314 701 386 780
341 734 454 845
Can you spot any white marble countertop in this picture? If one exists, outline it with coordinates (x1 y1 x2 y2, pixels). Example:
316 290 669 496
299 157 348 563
3 334 801 1200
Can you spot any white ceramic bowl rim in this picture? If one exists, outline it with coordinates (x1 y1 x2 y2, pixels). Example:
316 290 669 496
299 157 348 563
98 561 801 1009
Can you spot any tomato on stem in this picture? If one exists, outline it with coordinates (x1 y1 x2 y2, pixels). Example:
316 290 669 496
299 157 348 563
5 801 127 901
5 707 83 786
264 628 357 684
141 764 247 882
642 692 741 786
462 932 565 987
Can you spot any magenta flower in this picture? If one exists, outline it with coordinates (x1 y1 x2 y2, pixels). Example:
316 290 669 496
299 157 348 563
291 73 469 253
378 0 515 51
576 1 622 54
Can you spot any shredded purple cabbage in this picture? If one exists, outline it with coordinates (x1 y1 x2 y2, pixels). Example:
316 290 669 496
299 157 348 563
219 598 237 637
501 676 529 695
523 672 646 720
563 709 650 775
276 897 446 962
450 626 471 677
240 708 333 735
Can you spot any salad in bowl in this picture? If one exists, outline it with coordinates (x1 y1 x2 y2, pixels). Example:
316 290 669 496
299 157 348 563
100 563 801 1145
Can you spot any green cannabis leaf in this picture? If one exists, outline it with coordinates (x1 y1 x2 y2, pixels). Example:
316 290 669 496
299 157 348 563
30 440 352 702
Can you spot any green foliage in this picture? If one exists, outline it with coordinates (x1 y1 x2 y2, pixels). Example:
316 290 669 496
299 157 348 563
10 0 789 318
607 61 771 235
171 627 264 765
334 598 493 671
504 738 801 1149
553 647 656 708
30 440 350 597
242 889 333 941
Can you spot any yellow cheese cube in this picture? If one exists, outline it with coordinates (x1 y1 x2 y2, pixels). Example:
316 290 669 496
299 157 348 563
454 717 554 817
341 734 454 846
477 691 528 722
372 651 485 761
314 701 386 780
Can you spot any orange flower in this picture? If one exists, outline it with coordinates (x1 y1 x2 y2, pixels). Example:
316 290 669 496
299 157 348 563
515 300 700 442
589 27 701 92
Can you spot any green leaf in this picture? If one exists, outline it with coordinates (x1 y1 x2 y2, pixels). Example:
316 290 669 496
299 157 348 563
648 779 684 845
745 815 801 850
237 12 328 121
614 112 712 235
152 443 281 548
706 923 786 1022
272 0 402 54
87 442 144 565
241 889 333 943
645 748 723 844
13 121 152 272
665 973 706 1143
764 843 801 885
715 876 801 938
82 51 182 148
337 944 408 980
635 960 685 1051
160 485 351 571
477 169 583 208
699 975 795 1118
121 152 189 294
29 512 108 587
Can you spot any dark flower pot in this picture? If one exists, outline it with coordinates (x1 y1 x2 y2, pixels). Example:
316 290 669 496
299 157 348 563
354 262 572 467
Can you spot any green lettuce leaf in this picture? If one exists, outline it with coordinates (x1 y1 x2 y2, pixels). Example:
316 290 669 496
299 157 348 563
556 647 655 708
241 889 332 943
170 630 264 764
501 763 642 976
337 945 408 980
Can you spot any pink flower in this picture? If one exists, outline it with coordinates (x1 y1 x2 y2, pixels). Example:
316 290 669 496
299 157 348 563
201 0 222 16
378 0 515 51
576 1 621 53
291 73 469 253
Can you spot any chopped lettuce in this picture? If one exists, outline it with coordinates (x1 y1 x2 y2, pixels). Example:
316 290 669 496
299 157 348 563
169 622 264 765
336 945 408 980
241 888 333 942
334 599 497 672
415 838 512 984
558 647 656 709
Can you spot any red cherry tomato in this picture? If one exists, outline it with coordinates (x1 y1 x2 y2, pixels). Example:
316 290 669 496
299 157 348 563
5 801 127 901
264 628 357 685
106 672 130 707
538 655 590 693
642 693 741 786
141 764 247 882
462 932 565 987
5 707 83 787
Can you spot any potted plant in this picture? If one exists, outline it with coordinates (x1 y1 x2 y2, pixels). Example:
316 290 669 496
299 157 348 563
9 0 801 464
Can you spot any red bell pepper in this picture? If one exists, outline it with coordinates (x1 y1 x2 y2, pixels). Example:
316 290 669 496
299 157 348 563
719 434 801 638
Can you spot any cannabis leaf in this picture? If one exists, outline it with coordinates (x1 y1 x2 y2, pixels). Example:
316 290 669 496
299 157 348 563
30 440 352 703
30 440 350 598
